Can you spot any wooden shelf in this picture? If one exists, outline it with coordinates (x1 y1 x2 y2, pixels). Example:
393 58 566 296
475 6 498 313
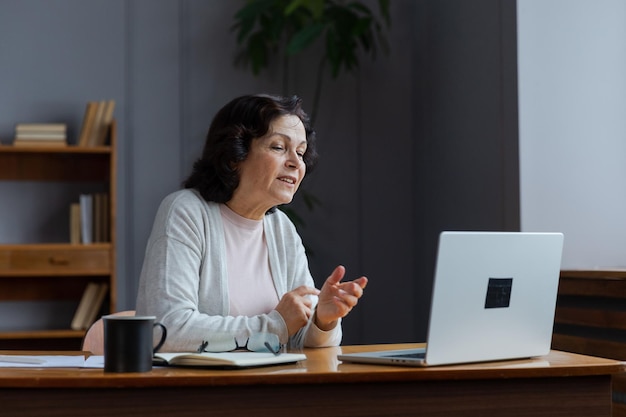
0 145 112 154
0 329 85 340
0 146 112 182
0 121 117 349
0 243 112 277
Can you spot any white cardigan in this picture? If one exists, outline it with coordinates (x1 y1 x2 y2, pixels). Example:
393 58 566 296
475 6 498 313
135 189 341 352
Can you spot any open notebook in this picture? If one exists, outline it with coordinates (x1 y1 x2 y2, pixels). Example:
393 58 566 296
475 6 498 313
338 231 564 367
153 351 307 369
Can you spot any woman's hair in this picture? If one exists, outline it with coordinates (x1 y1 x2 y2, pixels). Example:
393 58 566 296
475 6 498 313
183 94 318 206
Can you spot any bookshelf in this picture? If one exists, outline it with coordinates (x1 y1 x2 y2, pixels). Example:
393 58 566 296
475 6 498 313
0 122 117 350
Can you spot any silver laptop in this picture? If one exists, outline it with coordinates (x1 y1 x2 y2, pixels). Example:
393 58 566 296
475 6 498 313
338 231 564 367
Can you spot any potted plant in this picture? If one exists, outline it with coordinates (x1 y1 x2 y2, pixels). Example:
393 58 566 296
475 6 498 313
231 0 391 125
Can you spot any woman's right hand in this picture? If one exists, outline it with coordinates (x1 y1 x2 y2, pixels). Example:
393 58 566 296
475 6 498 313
275 286 320 335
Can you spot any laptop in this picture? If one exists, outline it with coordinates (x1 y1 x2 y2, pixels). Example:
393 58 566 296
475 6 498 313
338 231 564 367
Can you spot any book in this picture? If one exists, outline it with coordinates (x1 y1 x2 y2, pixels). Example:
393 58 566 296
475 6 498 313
69 203 81 244
15 123 66 133
71 282 100 330
152 351 307 369
101 193 110 242
13 139 67 147
82 283 109 329
70 282 108 330
90 192 110 243
79 194 93 244
86 101 106 147
94 100 115 146
93 193 102 243
13 122 68 146
15 132 66 140
77 102 98 147
78 99 116 147
76 192 109 244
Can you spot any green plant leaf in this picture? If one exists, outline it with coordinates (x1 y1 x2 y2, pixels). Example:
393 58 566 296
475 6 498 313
284 0 305 16
231 0 391 121
285 0 325 20
286 22 325 55
352 17 371 38
347 2 373 18
232 0 275 41
378 0 391 26
248 32 269 75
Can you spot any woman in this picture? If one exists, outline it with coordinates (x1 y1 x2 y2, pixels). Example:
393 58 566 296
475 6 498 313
136 94 368 352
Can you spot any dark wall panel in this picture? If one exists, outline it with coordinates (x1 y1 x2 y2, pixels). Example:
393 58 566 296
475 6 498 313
411 0 520 340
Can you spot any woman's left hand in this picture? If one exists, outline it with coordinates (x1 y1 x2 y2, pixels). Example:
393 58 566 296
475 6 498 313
314 265 368 331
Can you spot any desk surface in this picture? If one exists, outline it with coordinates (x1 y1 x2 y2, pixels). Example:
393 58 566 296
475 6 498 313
0 343 622 388
1 344 624 417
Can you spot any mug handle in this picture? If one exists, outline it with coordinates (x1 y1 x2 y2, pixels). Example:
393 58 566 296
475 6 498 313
153 322 167 353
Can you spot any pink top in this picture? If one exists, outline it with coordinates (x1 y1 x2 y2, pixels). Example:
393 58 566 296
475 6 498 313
220 204 280 317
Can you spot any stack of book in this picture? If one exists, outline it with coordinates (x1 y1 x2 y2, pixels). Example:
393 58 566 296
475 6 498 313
69 193 110 245
77 100 115 147
13 123 67 147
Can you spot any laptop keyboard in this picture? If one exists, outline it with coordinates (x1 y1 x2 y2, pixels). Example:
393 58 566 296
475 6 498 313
385 352 425 359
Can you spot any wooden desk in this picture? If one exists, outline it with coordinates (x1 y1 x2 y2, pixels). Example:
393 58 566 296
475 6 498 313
554 269 626 416
554 270 626 359
0 344 623 417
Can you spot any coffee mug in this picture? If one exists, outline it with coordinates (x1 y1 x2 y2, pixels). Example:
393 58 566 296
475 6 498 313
103 315 167 373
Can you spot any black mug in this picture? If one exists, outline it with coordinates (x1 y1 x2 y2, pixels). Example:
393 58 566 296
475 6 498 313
103 315 167 373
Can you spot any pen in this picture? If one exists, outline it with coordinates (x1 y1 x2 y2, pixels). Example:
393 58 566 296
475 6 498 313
0 355 47 365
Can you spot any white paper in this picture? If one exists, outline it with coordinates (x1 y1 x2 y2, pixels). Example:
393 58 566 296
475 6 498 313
0 355 85 368
83 355 104 368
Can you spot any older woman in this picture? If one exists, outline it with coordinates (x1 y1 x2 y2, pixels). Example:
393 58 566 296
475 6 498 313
136 94 367 352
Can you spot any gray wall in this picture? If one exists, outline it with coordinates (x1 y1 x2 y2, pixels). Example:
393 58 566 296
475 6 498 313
0 0 518 344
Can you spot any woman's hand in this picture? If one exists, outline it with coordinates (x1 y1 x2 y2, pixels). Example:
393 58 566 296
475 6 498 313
315 265 368 331
275 286 320 336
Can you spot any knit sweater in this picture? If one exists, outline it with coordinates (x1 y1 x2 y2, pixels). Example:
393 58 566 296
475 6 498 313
135 189 341 352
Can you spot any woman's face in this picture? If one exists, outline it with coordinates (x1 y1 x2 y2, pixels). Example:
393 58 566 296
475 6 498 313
228 114 307 219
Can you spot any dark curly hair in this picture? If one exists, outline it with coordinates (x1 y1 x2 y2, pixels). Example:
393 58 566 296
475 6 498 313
183 94 318 210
